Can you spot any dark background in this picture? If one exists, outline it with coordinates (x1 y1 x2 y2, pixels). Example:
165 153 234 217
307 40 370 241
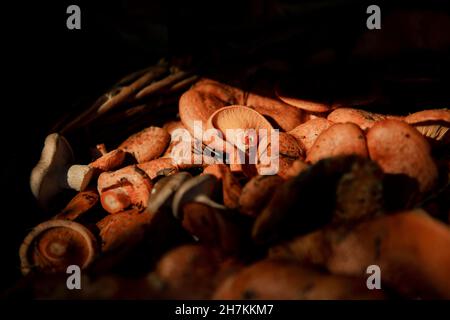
2 0 450 292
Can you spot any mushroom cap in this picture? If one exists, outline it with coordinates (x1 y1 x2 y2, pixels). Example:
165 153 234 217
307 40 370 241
30 133 74 207
404 109 450 142
172 174 226 219
289 118 334 152
367 119 438 193
327 108 387 130
306 123 368 164
206 105 274 153
245 93 305 131
405 109 450 124
19 219 97 274
97 165 153 213
147 172 192 214
275 80 332 113
119 126 170 163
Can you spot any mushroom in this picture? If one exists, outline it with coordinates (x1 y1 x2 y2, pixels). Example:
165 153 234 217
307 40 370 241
246 93 305 131
119 126 170 163
206 105 274 152
239 175 284 217
96 209 153 252
367 119 439 194
68 148 126 191
30 133 128 208
30 133 75 207
97 165 153 214
172 174 226 219
327 108 391 131
146 172 192 214
274 79 332 113
179 79 244 136
19 219 97 274
306 123 368 164
289 118 334 152
54 188 99 220
202 164 242 209
282 159 310 179
137 158 178 180
256 132 304 178
153 244 229 299
205 105 275 175
404 109 450 143
252 155 378 245
212 259 385 300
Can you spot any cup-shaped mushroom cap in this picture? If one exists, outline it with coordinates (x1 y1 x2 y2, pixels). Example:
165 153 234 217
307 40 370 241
405 109 450 142
19 220 97 274
306 123 368 164
30 133 74 206
367 119 438 193
172 174 226 219
207 105 274 153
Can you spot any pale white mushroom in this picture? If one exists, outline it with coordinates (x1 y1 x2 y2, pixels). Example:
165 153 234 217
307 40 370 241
30 133 77 207
31 133 126 207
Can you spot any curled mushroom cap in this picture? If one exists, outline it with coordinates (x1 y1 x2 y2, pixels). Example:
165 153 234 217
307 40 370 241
306 123 368 164
207 105 274 153
119 126 170 163
367 119 438 193
30 133 74 207
20 220 97 275
405 109 450 142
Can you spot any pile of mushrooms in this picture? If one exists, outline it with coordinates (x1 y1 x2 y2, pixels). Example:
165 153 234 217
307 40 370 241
21 66 450 300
